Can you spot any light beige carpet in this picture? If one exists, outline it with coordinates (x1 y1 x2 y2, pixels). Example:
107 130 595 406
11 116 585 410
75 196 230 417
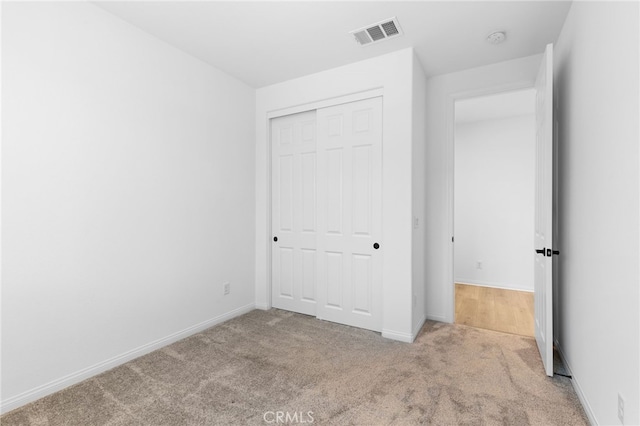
2 309 588 425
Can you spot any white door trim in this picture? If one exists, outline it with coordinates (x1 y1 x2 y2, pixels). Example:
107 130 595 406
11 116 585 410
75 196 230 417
265 88 385 312
444 81 534 324
267 88 384 120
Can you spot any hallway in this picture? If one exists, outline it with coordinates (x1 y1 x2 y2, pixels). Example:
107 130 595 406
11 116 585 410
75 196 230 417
455 283 534 337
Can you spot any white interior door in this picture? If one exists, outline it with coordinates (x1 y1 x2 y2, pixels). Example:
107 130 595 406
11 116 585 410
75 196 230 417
271 111 317 316
534 43 554 377
316 97 383 332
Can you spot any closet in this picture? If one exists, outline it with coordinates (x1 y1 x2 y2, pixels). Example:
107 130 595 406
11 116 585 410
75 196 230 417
271 97 383 331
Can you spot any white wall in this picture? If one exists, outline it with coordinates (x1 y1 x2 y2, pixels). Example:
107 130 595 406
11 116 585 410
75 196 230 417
424 54 541 322
1 2 255 412
554 2 639 424
255 49 415 341
412 53 428 335
454 114 535 291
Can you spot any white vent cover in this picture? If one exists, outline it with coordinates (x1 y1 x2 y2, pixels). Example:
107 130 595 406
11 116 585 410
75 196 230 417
350 17 403 46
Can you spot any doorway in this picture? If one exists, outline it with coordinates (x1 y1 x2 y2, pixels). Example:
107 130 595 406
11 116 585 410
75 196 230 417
453 88 536 337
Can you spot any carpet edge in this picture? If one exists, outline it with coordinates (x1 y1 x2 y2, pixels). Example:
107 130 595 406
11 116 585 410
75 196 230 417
0 303 256 415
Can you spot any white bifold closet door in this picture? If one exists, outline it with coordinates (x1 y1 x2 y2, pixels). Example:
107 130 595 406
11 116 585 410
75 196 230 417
271 97 383 332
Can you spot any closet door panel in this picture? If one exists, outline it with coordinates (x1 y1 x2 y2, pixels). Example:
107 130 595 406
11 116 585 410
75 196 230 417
271 111 317 316
316 97 383 332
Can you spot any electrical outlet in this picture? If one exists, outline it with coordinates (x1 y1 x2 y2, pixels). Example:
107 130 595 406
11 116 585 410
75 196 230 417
476 261 483 270
618 393 624 424
223 282 230 296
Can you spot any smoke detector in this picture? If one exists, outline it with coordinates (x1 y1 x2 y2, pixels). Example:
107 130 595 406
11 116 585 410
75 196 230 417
350 17 403 46
486 31 506 45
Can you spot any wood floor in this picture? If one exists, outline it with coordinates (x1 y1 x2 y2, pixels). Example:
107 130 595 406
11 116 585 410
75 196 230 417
455 283 534 337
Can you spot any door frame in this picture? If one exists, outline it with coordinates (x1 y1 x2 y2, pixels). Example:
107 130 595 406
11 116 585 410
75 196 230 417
265 88 384 311
444 81 535 324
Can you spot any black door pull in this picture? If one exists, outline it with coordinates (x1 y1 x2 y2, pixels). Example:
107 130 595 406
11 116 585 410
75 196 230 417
273 236 278 242
373 243 380 249
535 248 559 256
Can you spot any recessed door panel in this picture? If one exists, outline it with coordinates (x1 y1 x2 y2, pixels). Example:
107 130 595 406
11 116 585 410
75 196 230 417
352 145 372 236
327 116 343 138
280 126 293 146
301 153 316 232
301 249 316 302
326 149 343 235
279 155 294 232
301 121 315 143
279 247 294 298
353 109 371 133
325 252 343 309
352 254 372 314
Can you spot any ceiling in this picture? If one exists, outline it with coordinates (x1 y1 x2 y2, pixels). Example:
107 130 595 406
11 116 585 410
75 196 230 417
455 88 536 124
94 1 572 88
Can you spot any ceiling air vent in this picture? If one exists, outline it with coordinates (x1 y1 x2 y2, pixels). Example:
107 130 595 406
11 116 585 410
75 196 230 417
350 17 403 46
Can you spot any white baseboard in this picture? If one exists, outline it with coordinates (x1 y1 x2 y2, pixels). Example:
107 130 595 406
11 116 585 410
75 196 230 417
412 315 427 341
254 303 270 310
425 313 448 323
455 280 534 293
381 328 414 343
554 339 598 426
0 303 255 415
